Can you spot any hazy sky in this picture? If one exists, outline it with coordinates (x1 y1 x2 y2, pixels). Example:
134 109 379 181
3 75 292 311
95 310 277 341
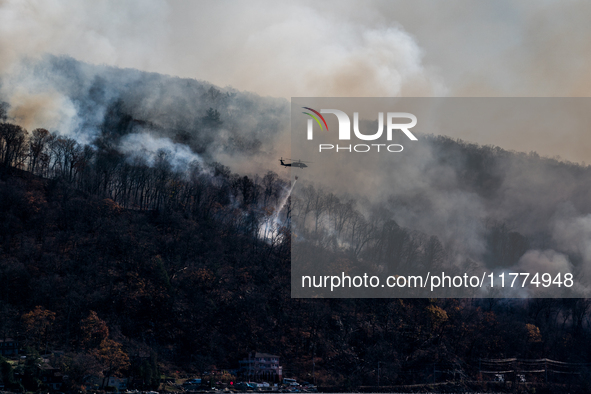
1 0 591 160
2 0 591 98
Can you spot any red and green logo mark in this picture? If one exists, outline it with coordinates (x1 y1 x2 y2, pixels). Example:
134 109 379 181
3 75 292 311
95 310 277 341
302 107 328 131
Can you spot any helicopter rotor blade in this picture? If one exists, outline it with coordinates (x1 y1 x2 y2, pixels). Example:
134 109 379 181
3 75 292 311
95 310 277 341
279 158 313 163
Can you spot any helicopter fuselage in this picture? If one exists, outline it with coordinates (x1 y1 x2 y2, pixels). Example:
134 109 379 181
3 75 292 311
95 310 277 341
280 159 308 168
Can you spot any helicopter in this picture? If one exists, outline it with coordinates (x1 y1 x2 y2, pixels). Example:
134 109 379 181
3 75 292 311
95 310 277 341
279 157 311 168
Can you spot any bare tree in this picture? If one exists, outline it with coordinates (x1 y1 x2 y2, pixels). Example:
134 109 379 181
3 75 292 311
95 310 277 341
0 123 28 169
0 102 8 122
28 128 50 174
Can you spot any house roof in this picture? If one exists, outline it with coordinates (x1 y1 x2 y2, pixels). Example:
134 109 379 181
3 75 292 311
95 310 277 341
254 352 279 358
39 364 60 371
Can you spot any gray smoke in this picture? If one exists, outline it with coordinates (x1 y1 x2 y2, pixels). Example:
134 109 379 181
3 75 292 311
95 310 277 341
0 55 292 175
2 1 591 296
289 98 591 296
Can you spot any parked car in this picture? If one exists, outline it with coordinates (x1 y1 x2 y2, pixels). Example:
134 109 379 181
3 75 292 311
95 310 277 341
235 382 257 391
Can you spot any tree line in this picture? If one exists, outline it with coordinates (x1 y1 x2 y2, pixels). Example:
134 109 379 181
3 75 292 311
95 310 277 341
0 120 291 230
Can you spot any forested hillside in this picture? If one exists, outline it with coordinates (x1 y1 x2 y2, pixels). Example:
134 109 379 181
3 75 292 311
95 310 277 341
1 118 591 391
1 55 289 162
1 57 591 392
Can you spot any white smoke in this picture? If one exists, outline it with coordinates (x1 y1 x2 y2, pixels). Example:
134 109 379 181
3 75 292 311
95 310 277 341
3 86 84 139
0 0 169 75
211 14 442 97
551 205 591 281
119 132 203 172
0 0 171 149
2 1 591 100
499 205 591 296
516 250 573 278
0 0 441 197
0 0 441 100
